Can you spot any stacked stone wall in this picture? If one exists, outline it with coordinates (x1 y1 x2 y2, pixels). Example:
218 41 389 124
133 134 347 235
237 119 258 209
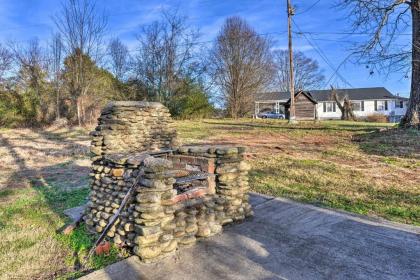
85 153 145 247
90 101 177 160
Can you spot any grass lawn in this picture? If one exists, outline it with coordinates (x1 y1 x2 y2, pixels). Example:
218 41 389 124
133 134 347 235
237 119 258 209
0 119 419 279
0 128 125 279
0 185 122 279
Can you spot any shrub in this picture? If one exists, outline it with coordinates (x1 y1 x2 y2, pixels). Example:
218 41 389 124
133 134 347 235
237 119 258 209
168 81 214 119
0 89 45 127
365 113 388 123
0 92 26 127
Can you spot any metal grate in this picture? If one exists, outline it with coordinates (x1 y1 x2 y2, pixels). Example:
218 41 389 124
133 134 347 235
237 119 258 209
174 171 215 195
175 172 214 184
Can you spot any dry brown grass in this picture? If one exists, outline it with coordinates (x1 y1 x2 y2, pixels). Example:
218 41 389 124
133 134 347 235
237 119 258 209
0 127 91 191
365 113 388 123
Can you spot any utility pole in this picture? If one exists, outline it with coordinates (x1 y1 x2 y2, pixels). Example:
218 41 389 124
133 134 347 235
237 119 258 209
287 0 296 123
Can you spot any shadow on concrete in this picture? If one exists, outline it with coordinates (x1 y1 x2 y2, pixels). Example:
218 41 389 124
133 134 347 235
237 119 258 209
81 194 420 280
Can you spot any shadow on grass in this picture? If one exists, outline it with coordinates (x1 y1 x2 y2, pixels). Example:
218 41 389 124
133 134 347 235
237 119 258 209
0 159 122 278
26 162 114 276
353 128 420 159
0 127 90 190
0 127 130 278
203 120 389 132
0 127 120 278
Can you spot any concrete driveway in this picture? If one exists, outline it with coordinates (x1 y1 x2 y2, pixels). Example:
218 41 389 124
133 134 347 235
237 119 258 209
80 193 420 280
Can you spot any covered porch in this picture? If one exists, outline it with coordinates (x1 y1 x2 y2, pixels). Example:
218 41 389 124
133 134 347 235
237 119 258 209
254 100 287 117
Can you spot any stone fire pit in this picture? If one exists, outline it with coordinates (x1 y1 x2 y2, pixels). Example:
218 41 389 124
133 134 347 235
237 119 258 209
84 101 252 262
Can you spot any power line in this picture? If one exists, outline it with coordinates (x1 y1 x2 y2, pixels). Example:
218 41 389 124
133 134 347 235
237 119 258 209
292 18 353 88
295 31 411 36
324 53 353 88
3 28 288 48
295 0 321 15
8 30 289 64
294 25 353 88
308 37 356 44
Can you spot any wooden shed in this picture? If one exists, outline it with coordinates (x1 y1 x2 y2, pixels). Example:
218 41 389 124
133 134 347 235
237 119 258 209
255 90 318 120
285 91 318 120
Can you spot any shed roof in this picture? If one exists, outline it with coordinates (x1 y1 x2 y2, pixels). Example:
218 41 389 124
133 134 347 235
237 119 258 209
256 87 397 102
285 91 318 105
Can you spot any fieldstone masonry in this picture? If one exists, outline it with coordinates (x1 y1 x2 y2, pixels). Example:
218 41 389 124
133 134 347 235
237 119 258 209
84 101 252 262
89 101 178 160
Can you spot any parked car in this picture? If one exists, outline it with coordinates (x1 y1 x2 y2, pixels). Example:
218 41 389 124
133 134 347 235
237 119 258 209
257 111 285 119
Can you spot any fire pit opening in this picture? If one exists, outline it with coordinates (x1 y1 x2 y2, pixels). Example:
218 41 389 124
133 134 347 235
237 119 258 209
84 101 252 262
168 154 216 200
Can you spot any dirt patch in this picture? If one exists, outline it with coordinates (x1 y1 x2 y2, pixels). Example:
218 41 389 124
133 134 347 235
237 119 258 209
201 131 342 157
0 128 90 191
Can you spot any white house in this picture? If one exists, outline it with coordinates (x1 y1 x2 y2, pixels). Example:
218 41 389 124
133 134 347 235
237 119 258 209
255 87 409 122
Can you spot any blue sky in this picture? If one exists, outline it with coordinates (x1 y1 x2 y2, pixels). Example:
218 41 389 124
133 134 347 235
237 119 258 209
0 0 412 97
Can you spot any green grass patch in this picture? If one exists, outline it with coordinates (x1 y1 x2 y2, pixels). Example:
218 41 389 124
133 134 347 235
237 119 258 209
250 155 420 225
0 180 123 279
0 189 15 198
57 225 122 278
33 184 90 214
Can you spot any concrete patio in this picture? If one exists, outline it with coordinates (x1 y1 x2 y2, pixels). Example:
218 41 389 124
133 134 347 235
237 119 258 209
80 193 420 280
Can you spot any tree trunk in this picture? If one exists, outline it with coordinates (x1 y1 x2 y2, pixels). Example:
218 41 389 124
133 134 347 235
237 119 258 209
80 96 85 125
331 87 346 120
401 2 420 128
344 98 356 121
77 98 81 127
56 85 60 120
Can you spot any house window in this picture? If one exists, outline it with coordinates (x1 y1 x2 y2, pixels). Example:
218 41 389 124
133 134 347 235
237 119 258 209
323 102 336 112
375 100 388 111
351 101 364 111
398 100 404 108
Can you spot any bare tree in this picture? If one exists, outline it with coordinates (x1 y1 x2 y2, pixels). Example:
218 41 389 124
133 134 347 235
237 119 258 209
0 43 13 83
330 86 356 121
209 16 274 118
133 11 203 103
108 38 129 81
53 0 107 125
10 39 50 123
338 0 419 128
11 39 46 94
50 33 63 120
273 50 325 92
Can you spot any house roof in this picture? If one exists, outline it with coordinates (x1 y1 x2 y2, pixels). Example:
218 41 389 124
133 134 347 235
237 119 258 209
284 91 318 105
396 96 410 101
256 87 397 102
255 91 291 102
